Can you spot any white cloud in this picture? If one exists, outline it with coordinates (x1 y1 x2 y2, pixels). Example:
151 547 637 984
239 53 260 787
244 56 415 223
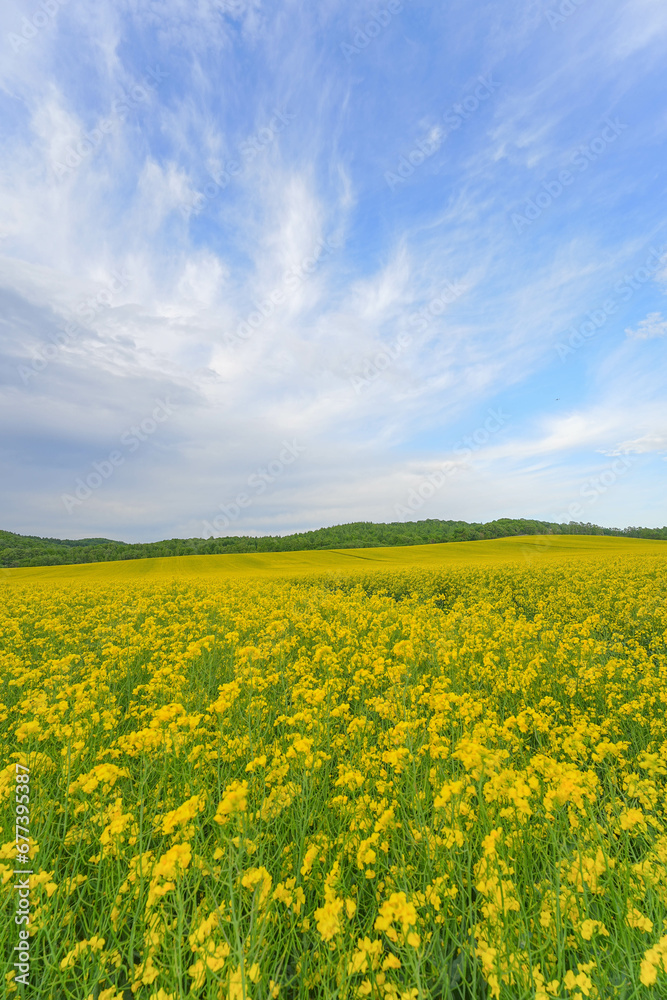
625 311 667 339
607 433 667 456
1 0 667 539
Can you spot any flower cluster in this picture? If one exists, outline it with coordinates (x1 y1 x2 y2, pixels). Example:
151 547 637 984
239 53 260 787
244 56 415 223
0 543 666 997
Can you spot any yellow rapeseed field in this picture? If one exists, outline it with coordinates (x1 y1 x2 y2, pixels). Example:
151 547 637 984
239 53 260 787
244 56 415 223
1 536 667 999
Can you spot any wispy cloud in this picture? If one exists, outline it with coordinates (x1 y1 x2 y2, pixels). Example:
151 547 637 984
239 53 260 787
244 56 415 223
0 0 666 540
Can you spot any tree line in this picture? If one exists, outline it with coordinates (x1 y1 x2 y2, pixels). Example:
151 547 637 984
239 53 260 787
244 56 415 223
1 518 665 569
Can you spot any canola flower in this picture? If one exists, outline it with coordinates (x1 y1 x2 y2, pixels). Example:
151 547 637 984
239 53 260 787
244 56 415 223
0 541 666 997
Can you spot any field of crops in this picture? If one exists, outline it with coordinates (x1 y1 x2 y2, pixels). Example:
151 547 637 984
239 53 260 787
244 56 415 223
1 537 667 999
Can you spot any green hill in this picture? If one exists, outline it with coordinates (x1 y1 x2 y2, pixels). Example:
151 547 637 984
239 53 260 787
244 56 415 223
1 518 665 569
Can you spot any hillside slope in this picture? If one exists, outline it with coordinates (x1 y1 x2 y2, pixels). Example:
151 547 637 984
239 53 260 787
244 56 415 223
1 517 665 569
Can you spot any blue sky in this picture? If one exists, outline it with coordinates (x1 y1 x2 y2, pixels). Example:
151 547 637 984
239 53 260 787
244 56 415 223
1 0 666 542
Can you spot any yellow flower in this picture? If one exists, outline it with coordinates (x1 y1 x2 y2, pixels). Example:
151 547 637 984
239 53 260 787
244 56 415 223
433 778 464 808
241 866 272 906
15 719 41 741
229 966 252 1000
627 906 653 933
153 842 192 880
314 893 344 941
641 959 658 986
375 891 418 943
639 936 667 986
580 919 609 940
161 793 205 834
188 960 206 990
383 954 401 970
60 936 105 969
563 967 594 997
215 781 249 825
482 828 502 856
300 843 319 876
245 755 267 773
134 956 159 986
347 937 383 975
620 807 647 832
199 941 231 973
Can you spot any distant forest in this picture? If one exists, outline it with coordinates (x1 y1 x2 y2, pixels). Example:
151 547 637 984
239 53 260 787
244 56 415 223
1 518 666 569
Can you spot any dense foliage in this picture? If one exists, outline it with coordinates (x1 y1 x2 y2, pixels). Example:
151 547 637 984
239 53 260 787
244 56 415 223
1 544 667 997
2 518 666 568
